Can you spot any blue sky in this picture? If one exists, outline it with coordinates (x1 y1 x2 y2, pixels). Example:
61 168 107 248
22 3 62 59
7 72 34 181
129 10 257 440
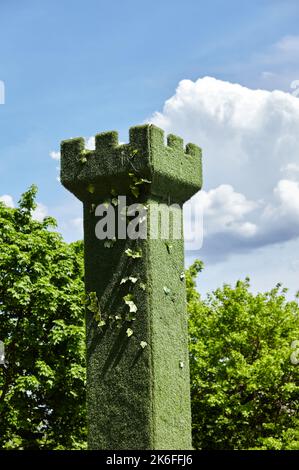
1 0 299 297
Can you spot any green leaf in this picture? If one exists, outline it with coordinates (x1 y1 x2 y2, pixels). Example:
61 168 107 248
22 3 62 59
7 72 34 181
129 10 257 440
126 328 134 337
165 242 173 253
163 286 171 295
87 183 95 194
135 178 151 185
130 185 140 198
104 238 116 248
140 341 148 349
87 292 99 314
120 276 138 285
123 293 138 313
125 248 142 258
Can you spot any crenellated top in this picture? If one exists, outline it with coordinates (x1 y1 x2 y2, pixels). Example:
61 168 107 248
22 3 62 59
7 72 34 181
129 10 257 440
60 124 202 203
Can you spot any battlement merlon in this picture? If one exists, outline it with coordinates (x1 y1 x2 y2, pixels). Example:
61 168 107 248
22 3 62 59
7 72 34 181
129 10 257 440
60 124 202 203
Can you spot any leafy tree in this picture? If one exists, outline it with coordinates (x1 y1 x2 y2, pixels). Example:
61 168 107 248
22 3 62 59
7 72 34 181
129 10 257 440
1 188 299 450
0 186 86 449
186 261 299 450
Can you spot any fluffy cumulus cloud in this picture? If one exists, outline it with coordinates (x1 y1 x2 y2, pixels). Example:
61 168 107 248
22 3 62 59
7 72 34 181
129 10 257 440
49 151 60 161
0 194 14 207
150 76 299 261
32 202 48 222
0 195 47 222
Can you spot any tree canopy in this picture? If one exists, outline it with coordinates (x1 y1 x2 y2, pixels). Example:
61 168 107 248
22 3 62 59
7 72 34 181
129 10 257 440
0 187 298 449
0 186 86 449
186 262 299 450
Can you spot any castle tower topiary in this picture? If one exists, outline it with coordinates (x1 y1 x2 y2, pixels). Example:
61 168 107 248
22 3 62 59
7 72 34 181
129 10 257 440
60 124 202 449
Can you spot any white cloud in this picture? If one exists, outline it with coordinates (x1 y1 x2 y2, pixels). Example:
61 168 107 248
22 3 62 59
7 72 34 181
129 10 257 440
193 184 258 236
69 217 83 237
85 136 95 150
0 194 48 222
276 35 299 55
254 35 299 72
281 162 299 173
49 151 60 161
149 76 299 261
0 194 14 208
71 217 83 229
263 179 299 223
32 202 48 222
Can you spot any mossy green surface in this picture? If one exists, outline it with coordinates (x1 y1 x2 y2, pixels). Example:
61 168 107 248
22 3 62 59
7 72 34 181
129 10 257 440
60 124 202 450
61 124 202 204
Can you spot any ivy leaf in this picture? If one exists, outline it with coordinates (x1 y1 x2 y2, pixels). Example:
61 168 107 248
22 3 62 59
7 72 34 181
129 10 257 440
94 311 102 322
127 313 136 321
87 292 103 324
126 301 137 313
111 197 118 206
130 185 140 198
120 276 138 285
125 248 142 259
126 328 134 337
135 178 151 185
139 282 146 291
80 156 87 164
87 292 99 314
98 320 106 327
180 272 185 281
104 238 116 248
140 341 148 349
103 199 110 209
87 183 95 194
123 294 138 313
163 286 171 295
165 242 173 253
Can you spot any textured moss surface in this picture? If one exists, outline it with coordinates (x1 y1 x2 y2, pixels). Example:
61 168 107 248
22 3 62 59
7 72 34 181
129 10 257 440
60 124 202 450
61 124 202 204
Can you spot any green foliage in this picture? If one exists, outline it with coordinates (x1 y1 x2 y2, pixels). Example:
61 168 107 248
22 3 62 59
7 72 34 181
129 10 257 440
0 186 86 449
186 261 299 450
1 188 299 450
